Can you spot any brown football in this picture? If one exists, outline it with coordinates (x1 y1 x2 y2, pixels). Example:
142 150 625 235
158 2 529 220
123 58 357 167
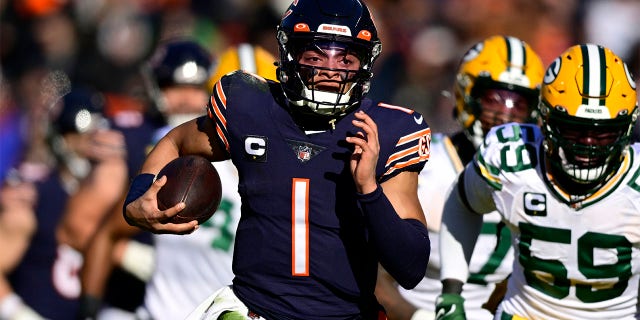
156 155 222 224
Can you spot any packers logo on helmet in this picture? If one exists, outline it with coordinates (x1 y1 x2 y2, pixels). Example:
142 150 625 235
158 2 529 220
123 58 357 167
543 58 561 85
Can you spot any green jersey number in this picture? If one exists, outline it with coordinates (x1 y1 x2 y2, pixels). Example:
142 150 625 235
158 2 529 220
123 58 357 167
518 222 632 303
201 198 236 252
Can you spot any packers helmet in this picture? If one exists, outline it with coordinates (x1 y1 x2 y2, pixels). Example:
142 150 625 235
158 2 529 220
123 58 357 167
454 35 544 147
207 43 278 90
540 43 638 189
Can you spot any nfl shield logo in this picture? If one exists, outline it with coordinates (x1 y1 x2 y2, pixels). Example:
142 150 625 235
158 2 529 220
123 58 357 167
297 146 312 162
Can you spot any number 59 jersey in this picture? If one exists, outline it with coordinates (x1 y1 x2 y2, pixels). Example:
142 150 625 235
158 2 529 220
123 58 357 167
468 123 640 320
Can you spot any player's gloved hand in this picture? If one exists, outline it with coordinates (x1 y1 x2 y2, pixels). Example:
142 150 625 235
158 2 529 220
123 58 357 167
435 293 466 320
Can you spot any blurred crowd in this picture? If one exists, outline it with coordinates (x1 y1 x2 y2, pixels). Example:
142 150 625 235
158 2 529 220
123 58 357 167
2 0 640 181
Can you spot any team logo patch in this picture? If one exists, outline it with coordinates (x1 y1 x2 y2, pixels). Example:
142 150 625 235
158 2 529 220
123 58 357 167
244 135 267 162
523 192 547 216
286 139 325 163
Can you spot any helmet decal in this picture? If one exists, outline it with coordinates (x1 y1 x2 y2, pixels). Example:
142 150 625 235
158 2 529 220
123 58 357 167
624 61 636 90
461 43 483 63
318 24 352 36
544 57 561 84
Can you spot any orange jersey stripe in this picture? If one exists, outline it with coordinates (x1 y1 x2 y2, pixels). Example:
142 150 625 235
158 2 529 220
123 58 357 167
210 96 227 129
397 128 431 146
215 81 227 106
386 145 419 166
215 123 230 152
383 156 428 176
378 102 415 114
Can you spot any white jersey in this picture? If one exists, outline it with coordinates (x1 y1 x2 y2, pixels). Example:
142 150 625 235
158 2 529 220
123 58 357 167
465 123 640 320
399 133 513 319
143 159 241 320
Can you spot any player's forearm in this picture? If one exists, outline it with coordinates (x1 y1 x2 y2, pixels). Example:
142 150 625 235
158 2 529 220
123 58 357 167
375 266 418 320
359 185 430 289
439 172 484 283
81 225 117 298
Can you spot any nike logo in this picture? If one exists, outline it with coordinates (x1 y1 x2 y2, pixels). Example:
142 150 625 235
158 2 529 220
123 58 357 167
414 114 423 125
435 304 456 319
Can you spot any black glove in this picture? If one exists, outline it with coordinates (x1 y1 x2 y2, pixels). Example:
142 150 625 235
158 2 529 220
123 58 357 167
77 295 101 320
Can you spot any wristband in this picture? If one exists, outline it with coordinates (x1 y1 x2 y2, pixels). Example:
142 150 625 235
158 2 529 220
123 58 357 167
123 173 155 224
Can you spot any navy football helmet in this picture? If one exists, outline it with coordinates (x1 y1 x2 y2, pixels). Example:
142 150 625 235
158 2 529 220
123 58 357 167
48 86 108 179
149 40 212 88
276 0 381 121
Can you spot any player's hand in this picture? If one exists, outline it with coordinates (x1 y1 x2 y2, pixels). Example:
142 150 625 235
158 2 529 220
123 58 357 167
124 175 198 235
84 129 127 162
435 294 466 320
346 110 379 194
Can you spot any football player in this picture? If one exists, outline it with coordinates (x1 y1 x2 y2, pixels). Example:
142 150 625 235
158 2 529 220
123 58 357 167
0 87 128 319
123 0 432 319
375 35 544 320
437 43 640 319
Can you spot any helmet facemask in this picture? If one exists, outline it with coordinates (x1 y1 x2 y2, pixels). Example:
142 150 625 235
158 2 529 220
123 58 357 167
542 104 636 189
463 77 540 148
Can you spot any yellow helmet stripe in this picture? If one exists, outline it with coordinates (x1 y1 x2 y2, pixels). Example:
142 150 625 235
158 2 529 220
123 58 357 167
237 43 257 73
581 44 607 106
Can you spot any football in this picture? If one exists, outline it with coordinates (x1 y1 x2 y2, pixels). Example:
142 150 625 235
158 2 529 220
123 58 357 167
156 155 222 224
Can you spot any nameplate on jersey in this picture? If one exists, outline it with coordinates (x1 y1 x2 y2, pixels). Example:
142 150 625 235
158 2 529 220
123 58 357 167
244 135 268 162
523 192 547 216
286 139 325 163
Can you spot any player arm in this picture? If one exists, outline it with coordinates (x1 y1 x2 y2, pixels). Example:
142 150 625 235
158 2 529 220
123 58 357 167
439 164 496 293
79 203 147 318
57 158 128 252
123 116 224 234
348 110 430 289
375 264 421 320
360 170 430 290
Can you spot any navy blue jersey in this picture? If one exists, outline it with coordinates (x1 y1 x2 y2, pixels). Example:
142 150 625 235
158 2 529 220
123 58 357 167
8 171 80 319
207 72 431 319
